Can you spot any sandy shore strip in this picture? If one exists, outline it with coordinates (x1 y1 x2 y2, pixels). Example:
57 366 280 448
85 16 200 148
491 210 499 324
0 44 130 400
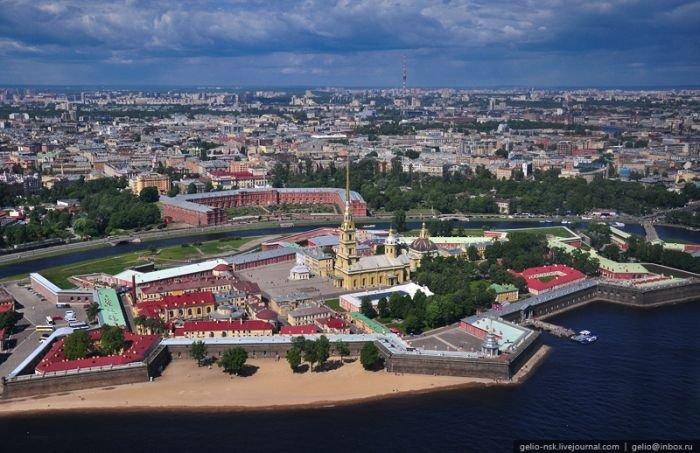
0 345 550 415
0 359 487 414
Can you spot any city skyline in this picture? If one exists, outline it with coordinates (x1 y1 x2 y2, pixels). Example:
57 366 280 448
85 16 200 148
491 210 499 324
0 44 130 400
0 0 698 87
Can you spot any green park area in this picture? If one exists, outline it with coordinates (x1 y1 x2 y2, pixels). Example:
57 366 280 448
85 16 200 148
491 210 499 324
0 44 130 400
323 298 346 313
1 236 258 289
494 226 575 238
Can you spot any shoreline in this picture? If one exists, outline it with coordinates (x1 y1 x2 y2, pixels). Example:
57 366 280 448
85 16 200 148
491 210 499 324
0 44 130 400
0 345 550 417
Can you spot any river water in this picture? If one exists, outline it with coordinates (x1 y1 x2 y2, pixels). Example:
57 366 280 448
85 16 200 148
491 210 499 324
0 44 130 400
0 221 697 279
1 301 698 452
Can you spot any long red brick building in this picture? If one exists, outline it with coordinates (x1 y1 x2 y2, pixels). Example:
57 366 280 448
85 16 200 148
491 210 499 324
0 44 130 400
160 188 368 226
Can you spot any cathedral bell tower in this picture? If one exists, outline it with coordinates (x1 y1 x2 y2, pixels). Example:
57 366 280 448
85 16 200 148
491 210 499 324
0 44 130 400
335 157 358 274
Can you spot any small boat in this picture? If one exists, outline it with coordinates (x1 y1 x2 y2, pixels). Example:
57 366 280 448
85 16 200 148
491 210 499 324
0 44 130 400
364 224 376 228
571 330 597 344
611 222 625 228
561 220 572 224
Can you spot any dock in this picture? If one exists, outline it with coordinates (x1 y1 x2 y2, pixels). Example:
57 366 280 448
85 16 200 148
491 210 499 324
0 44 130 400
522 319 576 338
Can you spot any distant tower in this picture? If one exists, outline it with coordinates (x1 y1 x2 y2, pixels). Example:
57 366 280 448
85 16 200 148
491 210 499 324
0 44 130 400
402 57 407 96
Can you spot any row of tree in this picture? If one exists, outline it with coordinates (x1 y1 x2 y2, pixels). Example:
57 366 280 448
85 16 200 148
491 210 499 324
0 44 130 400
190 338 382 373
271 158 696 218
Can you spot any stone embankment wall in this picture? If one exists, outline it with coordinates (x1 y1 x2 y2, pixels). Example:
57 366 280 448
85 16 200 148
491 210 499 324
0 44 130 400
500 280 700 323
1 343 170 399
2 365 149 399
378 332 542 380
166 340 370 360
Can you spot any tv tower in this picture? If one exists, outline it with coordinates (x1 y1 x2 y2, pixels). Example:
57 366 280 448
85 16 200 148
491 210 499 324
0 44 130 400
402 57 407 96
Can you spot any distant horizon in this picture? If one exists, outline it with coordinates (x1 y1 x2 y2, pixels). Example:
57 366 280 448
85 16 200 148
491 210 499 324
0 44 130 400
2 83 700 92
0 1 697 87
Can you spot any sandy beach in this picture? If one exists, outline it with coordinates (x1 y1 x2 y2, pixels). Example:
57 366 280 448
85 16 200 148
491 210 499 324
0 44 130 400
0 345 550 415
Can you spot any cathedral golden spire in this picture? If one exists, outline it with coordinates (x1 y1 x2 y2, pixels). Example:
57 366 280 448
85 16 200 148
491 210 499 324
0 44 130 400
343 154 352 222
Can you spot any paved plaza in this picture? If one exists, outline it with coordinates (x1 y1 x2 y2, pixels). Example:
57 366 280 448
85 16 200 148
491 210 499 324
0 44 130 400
236 261 347 302
406 325 484 353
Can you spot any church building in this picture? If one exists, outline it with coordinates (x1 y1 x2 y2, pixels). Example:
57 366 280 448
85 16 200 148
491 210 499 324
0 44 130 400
332 162 437 290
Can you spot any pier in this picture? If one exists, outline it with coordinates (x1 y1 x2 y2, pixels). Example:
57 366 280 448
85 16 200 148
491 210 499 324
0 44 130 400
522 319 575 338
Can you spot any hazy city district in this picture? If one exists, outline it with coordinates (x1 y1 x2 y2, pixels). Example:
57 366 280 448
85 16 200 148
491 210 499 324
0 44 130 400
0 85 699 413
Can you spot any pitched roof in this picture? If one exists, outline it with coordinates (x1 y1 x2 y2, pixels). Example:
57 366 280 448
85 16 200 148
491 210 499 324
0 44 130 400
174 320 272 335
280 325 319 335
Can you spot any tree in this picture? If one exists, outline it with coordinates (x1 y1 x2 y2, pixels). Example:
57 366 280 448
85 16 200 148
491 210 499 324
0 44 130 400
360 342 381 370
315 335 331 369
360 297 377 319
190 340 208 367
467 245 480 262
167 185 180 197
64 330 91 360
100 325 125 355
0 310 22 331
393 210 407 232
187 182 198 194
86 302 101 324
335 340 350 361
219 347 248 375
302 340 318 371
377 297 390 319
139 186 159 203
286 346 302 372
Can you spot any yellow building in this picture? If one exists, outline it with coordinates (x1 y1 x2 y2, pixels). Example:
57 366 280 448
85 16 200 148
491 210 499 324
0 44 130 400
129 173 172 195
489 283 519 303
332 163 411 290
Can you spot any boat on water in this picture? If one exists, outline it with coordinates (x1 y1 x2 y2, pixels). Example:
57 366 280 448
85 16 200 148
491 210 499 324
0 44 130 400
561 220 573 224
610 222 626 228
571 330 597 344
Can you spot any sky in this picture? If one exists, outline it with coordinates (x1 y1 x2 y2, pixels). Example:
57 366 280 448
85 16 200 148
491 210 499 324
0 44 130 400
0 0 698 88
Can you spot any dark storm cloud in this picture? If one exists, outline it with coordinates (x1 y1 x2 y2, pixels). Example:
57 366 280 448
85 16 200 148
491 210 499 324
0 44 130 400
0 0 697 85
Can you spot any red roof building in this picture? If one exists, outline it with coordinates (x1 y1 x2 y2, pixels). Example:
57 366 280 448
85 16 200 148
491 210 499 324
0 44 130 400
316 317 350 334
279 324 319 335
173 320 273 338
511 264 586 295
34 331 159 375
137 291 216 322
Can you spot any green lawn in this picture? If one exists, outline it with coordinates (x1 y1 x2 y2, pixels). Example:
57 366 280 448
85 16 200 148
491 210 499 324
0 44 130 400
196 237 256 255
324 299 347 313
497 226 575 238
1 236 259 288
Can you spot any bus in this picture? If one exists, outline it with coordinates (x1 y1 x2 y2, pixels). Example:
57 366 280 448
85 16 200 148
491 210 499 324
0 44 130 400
35 325 55 333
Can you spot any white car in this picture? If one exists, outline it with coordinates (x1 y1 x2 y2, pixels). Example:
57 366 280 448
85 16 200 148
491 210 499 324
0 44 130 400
64 310 76 321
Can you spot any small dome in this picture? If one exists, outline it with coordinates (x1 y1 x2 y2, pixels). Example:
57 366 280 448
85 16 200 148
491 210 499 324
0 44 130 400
410 237 437 252
256 309 278 320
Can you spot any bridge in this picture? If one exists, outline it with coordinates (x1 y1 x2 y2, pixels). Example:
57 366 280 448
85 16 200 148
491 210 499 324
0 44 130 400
642 222 659 241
